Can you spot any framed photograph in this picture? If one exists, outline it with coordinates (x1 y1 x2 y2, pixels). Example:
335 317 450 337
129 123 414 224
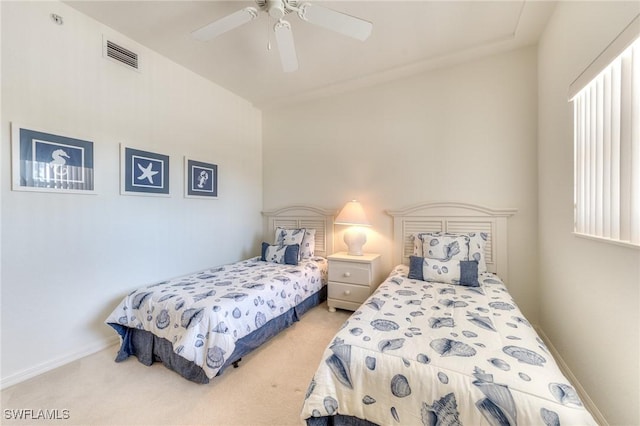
185 157 218 199
11 123 95 193
120 144 170 196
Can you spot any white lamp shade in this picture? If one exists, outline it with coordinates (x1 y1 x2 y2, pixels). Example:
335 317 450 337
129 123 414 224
335 200 370 255
335 200 370 226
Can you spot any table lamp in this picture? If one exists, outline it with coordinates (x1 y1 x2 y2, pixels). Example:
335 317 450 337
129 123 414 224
335 200 371 255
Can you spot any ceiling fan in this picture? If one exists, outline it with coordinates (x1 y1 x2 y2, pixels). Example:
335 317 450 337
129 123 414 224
191 0 373 72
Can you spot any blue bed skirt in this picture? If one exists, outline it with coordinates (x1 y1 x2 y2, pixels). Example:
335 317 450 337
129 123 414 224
306 415 377 426
109 286 327 384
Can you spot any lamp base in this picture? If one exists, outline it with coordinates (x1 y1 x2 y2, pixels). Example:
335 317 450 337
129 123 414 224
344 228 367 256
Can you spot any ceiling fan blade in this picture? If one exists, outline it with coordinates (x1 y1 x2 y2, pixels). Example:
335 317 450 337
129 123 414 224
297 3 372 41
274 20 298 73
191 7 258 41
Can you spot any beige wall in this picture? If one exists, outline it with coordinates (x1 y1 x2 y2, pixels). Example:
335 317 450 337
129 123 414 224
263 46 539 321
538 2 640 425
1 1 262 386
4 2 637 423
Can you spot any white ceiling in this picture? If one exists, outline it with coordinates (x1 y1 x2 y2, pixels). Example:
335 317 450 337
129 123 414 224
65 1 556 109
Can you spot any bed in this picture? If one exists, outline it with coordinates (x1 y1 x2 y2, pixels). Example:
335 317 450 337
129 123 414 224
105 205 335 384
301 202 597 425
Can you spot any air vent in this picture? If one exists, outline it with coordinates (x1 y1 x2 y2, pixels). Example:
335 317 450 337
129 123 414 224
103 38 139 70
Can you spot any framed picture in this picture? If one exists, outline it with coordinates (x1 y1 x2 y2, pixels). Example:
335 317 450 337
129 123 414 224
185 157 218 199
11 123 95 193
120 144 170 196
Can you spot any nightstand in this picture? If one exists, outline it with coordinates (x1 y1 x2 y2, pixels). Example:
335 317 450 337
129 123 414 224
327 252 382 312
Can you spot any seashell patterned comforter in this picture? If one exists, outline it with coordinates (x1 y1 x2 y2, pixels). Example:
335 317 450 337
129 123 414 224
106 256 327 380
301 265 597 425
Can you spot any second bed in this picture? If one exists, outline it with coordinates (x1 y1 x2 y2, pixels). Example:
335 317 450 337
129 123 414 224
106 205 335 384
301 202 597 425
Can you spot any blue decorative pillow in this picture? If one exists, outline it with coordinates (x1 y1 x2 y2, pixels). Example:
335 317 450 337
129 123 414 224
409 254 477 287
408 255 424 280
261 242 299 265
459 260 479 287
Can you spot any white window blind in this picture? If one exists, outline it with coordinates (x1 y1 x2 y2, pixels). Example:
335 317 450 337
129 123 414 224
572 32 639 247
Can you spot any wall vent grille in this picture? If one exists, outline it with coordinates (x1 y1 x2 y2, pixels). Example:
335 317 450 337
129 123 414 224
104 39 139 70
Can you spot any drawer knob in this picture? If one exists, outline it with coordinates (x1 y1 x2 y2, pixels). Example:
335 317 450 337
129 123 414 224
344 290 351 295
344 272 351 277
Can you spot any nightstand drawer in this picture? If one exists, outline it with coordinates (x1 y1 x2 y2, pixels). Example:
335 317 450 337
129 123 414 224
327 252 381 313
328 262 371 285
328 282 371 304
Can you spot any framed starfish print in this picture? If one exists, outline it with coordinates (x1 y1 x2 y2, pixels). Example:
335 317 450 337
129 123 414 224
120 144 170 196
184 157 218 199
11 122 95 194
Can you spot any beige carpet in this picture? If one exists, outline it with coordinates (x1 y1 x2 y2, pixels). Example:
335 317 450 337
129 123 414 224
1 302 351 426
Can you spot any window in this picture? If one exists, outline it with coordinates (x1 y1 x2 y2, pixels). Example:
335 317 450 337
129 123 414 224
570 20 639 248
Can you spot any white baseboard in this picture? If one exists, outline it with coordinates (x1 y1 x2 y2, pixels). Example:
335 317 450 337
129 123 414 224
535 325 609 426
0 336 120 390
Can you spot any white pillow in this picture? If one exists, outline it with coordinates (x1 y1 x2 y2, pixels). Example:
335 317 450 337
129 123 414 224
422 234 470 284
467 232 488 273
299 229 316 259
274 227 315 259
412 233 426 257
275 227 306 246
413 231 488 273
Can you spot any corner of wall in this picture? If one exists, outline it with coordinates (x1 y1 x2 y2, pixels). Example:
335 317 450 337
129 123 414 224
535 326 609 426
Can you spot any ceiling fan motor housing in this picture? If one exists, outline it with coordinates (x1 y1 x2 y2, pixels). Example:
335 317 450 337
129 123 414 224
257 0 301 18
267 0 284 19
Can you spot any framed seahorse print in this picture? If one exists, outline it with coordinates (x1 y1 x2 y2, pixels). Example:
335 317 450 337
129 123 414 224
184 157 218 199
11 122 95 194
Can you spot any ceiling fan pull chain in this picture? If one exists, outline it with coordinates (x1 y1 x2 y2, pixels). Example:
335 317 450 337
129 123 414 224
267 15 272 50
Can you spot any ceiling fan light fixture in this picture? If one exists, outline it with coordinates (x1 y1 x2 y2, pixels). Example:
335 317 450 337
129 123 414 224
267 0 285 19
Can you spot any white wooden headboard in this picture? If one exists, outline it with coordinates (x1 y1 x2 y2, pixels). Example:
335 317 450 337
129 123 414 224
386 202 517 279
262 205 336 258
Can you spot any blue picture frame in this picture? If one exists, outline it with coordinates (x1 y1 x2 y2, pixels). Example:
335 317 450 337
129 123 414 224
121 145 170 196
185 157 218 199
11 123 95 193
